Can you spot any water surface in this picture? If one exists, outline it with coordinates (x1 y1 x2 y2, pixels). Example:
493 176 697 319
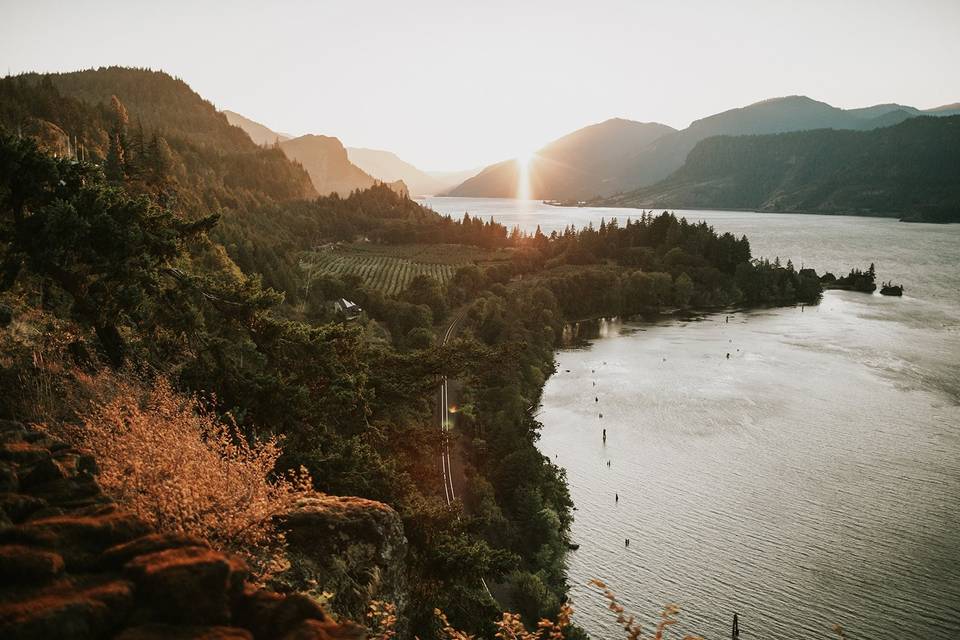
427 197 960 639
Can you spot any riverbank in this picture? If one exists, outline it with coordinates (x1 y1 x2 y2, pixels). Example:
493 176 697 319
538 291 960 639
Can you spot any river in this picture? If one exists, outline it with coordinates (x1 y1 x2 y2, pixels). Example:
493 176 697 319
425 197 960 640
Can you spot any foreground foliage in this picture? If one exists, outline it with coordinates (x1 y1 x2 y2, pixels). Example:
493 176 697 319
55 375 313 576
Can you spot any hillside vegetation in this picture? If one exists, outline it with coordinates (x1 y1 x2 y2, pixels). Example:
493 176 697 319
598 115 960 221
1 66 826 638
0 67 316 214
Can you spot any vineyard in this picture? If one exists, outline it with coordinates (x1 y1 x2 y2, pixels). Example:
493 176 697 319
302 244 499 296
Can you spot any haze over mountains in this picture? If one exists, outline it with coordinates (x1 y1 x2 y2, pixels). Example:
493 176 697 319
222 110 408 198
344 147 473 197
446 118 675 201
446 96 960 202
222 110 290 145
225 111 471 197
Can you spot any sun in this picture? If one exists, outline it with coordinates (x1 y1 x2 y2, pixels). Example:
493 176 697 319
515 147 537 201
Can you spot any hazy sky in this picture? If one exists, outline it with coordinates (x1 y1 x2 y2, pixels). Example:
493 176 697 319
2 0 959 169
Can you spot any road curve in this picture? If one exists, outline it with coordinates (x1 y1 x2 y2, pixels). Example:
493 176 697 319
437 310 494 599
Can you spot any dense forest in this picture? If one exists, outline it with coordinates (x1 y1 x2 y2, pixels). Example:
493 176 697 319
0 68 823 638
597 115 960 222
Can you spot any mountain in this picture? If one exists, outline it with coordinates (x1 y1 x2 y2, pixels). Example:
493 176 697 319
346 147 458 196
927 102 960 115
445 118 675 200
279 135 406 197
597 115 960 221
428 167 482 188
447 96 959 200
223 109 290 145
224 109 406 197
0 67 316 211
605 95 956 194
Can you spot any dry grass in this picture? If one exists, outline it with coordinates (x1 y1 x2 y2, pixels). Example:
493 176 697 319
367 583 701 640
53 374 313 577
589 580 703 640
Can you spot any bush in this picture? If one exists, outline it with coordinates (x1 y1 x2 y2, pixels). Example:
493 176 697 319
62 375 313 576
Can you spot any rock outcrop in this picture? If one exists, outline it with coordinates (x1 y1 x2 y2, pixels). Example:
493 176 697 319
277 495 407 625
0 420 366 640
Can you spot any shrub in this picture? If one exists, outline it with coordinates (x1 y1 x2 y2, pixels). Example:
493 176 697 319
62 375 312 576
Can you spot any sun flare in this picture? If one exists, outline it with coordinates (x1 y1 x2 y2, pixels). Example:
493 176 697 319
515 147 536 201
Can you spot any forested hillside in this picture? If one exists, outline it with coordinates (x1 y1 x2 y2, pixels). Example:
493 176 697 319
1 66 823 638
598 116 960 221
0 67 316 214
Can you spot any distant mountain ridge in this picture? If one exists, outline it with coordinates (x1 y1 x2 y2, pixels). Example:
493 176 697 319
608 96 960 194
446 96 960 200
223 110 290 145
345 147 469 196
597 115 960 221
225 110 407 197
445 118 676 200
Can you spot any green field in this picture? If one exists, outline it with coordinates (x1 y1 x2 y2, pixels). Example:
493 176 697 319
302 244 506 296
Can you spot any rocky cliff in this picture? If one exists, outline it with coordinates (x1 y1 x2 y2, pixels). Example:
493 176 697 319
0 419 404 639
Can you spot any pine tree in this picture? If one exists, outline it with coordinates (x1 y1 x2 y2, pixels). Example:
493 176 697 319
105 132 125 181
105 95 130 182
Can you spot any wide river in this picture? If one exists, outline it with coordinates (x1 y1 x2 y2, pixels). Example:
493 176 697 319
425 198 960 640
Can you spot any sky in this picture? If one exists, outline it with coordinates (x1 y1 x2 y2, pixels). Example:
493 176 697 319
2 0 959 170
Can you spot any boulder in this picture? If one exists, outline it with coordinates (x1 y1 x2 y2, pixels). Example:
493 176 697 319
0 576 133 640
101 532 210 569
0 544 64 583
0 442 50 465
20 457 68 489
232 588 328 639
2 507 152 569
124 545 244 625
277 495 407 626
0 492 48 522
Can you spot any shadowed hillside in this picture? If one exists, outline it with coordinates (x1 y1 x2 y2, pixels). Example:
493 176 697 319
606 96 960 194
598 115 960 221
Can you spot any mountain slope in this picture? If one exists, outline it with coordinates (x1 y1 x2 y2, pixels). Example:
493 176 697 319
346 147 450 196
223 109 405 197
0 67 316 210
445 118 675 200
606 95 952 193
279 135 407 197
224 110 290 145
599 116 960 220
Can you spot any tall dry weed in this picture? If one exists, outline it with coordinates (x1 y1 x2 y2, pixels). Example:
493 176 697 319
61 375 313 576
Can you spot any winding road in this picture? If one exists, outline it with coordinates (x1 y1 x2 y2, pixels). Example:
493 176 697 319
439 310 463 506
440 311 464 505
437 310 494 599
